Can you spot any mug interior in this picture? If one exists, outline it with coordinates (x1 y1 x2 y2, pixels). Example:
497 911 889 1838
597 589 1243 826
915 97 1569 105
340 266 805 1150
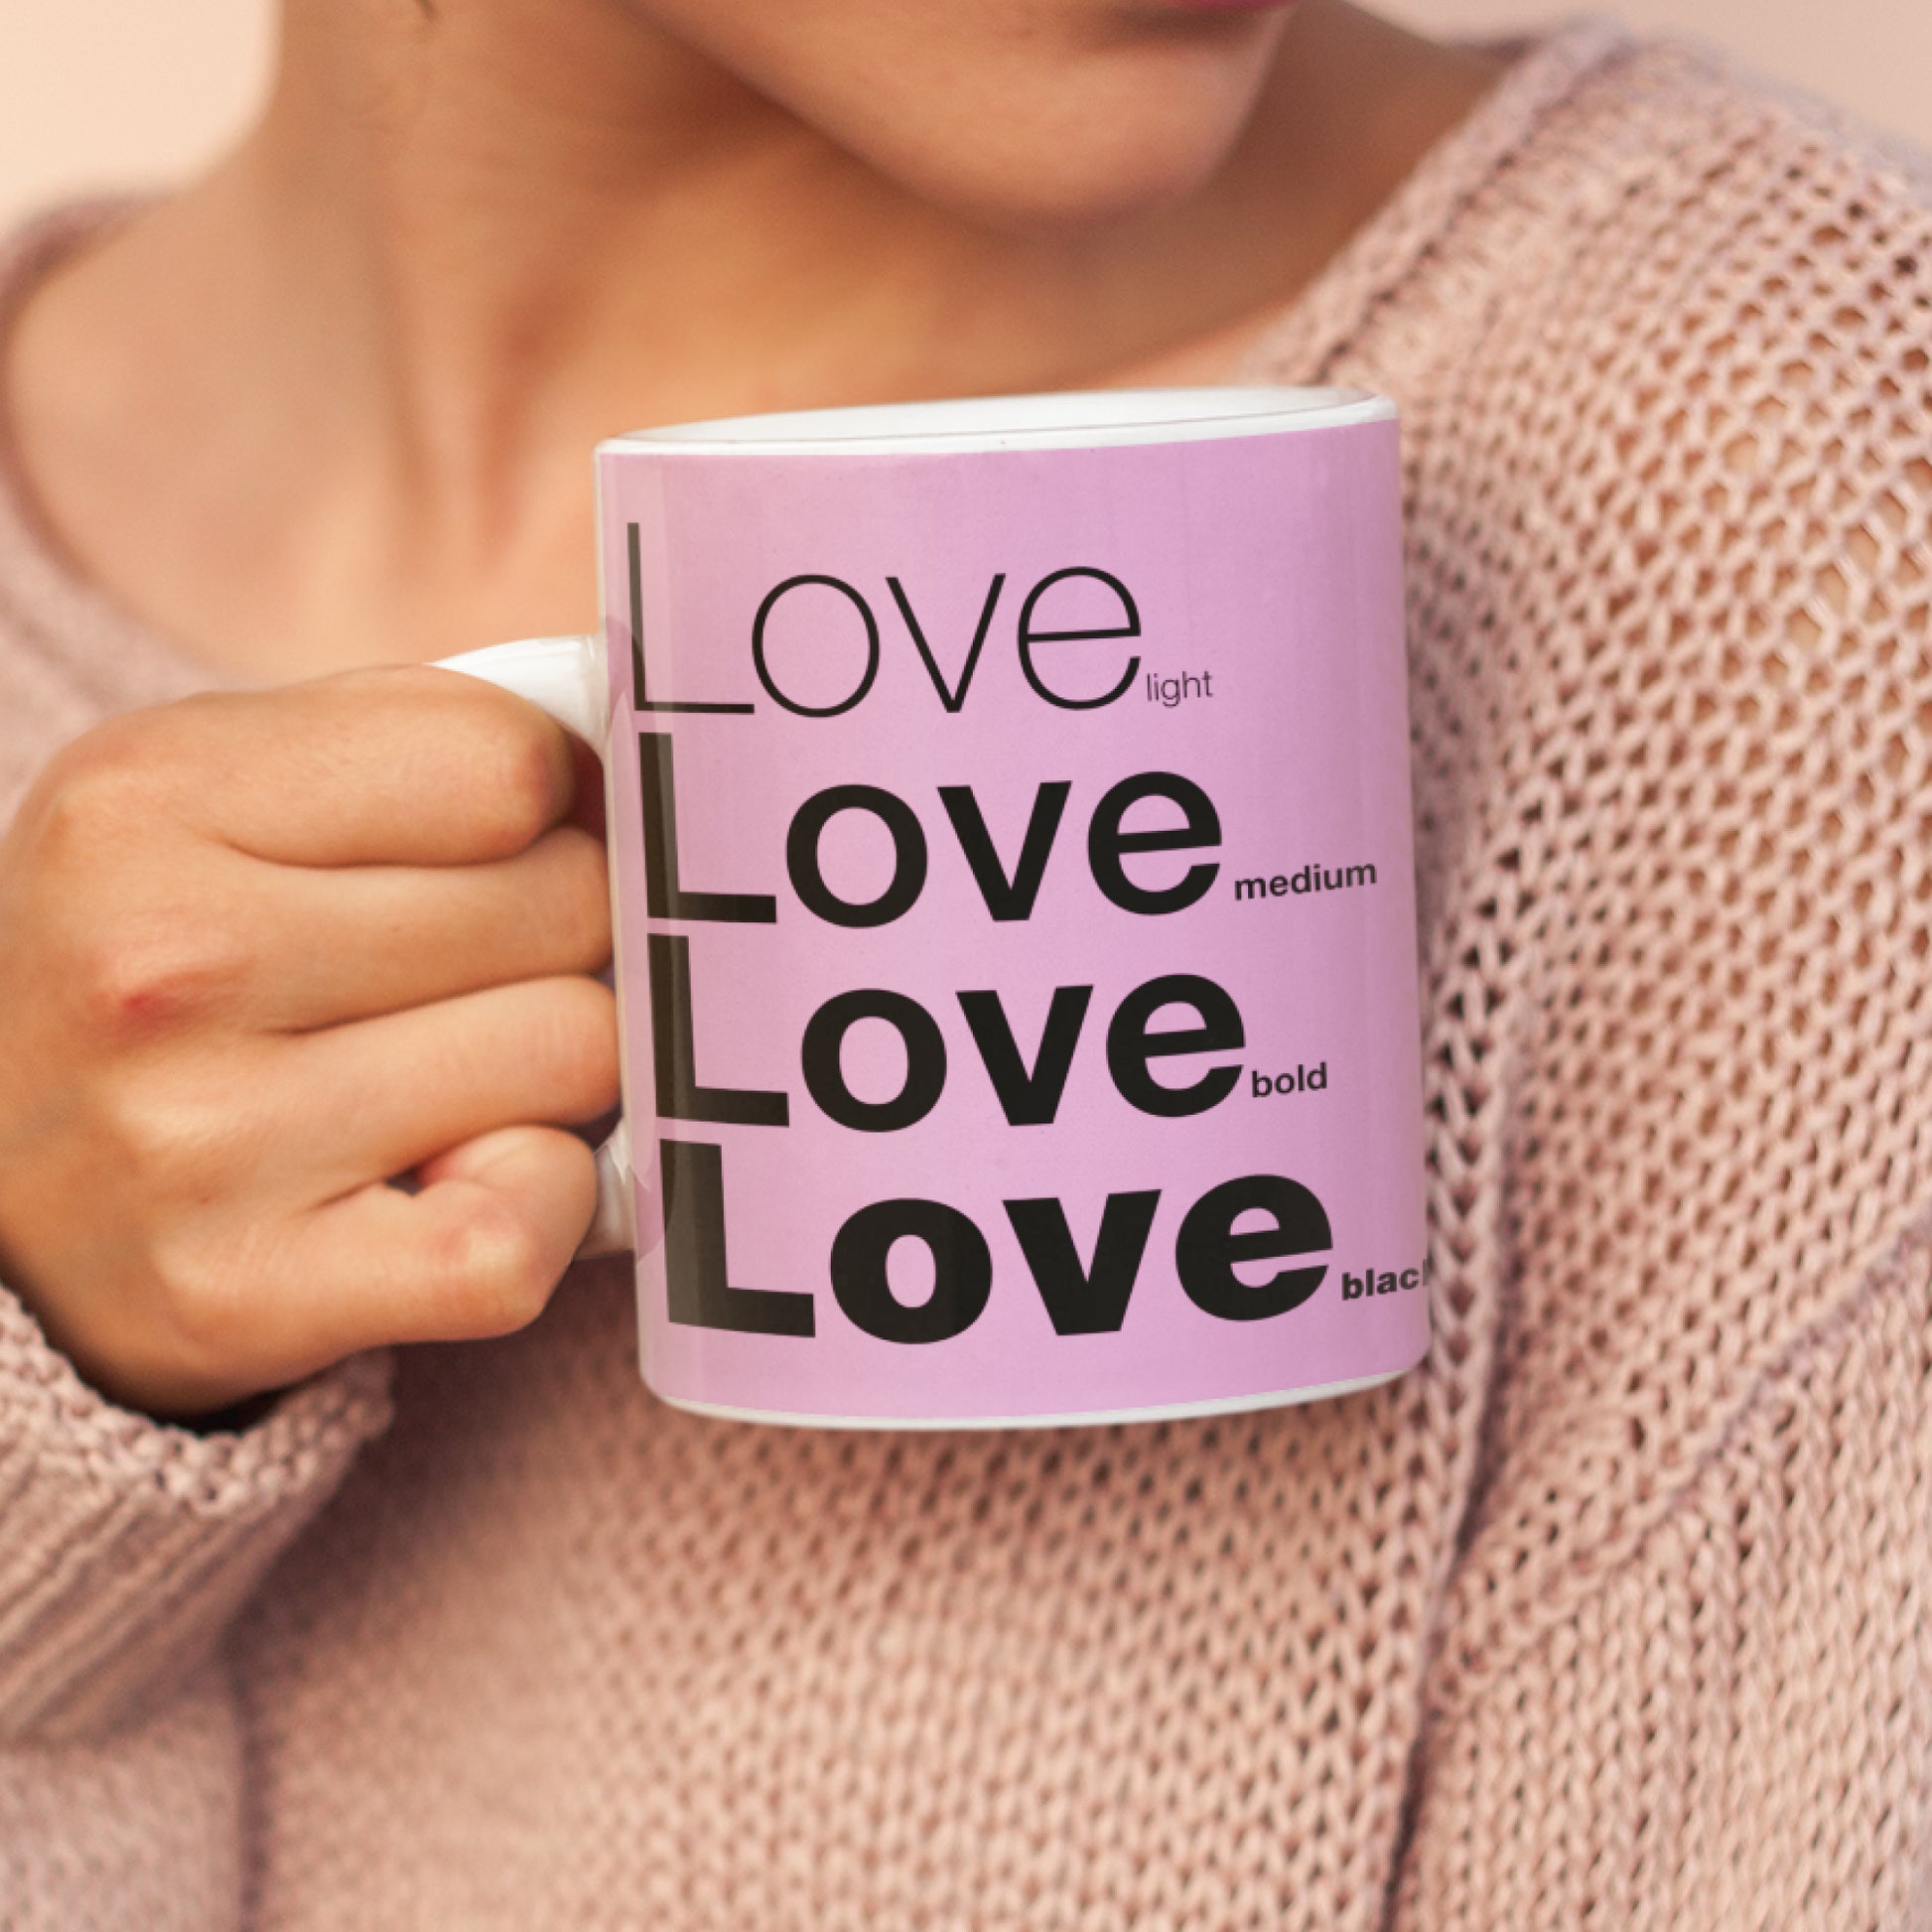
604 387 1394 457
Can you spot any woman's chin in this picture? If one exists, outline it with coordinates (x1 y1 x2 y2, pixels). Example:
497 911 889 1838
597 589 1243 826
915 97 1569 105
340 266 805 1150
857 93 1266 235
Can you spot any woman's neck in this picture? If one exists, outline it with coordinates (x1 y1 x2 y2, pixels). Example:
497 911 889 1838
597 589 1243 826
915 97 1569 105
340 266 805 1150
5 1 1503 678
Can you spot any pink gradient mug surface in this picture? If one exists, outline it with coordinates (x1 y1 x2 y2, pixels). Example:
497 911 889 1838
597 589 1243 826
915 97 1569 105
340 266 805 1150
440 388 1429 1428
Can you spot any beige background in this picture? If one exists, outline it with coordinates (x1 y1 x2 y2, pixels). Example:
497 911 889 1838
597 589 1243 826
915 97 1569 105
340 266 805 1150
0 1 1927 232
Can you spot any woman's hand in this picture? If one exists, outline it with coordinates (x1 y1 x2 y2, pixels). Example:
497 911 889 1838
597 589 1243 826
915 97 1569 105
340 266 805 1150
0 668 620 1421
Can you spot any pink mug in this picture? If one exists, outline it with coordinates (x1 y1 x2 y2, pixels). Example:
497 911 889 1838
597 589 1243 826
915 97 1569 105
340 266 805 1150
440 388 1428 1428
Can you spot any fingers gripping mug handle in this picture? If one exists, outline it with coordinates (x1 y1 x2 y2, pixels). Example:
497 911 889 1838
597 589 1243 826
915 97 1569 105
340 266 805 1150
441 632 609 744
434 635 633 1259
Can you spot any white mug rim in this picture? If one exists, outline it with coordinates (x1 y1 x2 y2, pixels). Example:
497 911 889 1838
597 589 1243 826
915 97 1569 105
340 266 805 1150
600 385 1394 457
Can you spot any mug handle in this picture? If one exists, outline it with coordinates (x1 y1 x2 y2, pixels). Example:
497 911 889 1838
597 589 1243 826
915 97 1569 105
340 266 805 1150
433 635 634 1260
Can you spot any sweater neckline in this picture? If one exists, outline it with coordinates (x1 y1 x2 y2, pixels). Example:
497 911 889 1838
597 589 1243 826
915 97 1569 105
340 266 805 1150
0 16 1628 707
1229 14 1631 384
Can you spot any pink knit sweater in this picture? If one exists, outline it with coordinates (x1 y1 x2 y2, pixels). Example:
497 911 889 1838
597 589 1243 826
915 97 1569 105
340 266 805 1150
4 21 1932 1928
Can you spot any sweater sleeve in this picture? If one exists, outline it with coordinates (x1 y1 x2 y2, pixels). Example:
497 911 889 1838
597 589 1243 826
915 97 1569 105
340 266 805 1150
1357 48 1932 1926
1 1662 256 1932
0 1278 392 1746
1397 1225 1932 1931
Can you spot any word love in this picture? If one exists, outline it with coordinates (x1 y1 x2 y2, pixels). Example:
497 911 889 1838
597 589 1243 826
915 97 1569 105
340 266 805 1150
638 734 1221 929
658 952 1245 1133
662 1145 1333 1344
626 527 1147 718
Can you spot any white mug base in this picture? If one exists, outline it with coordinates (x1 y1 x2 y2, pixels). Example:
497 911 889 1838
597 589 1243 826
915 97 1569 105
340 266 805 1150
649 1357 1424 1432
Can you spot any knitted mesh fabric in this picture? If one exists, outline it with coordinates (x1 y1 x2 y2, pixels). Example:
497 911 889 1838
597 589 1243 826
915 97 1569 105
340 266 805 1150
1 22 1930 1932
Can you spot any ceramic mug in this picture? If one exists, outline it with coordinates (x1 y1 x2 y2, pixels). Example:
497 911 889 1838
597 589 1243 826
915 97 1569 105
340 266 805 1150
439 387 1429 1428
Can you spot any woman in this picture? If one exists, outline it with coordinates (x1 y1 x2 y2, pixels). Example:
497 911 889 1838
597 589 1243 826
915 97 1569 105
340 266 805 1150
1 2 1928 1924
